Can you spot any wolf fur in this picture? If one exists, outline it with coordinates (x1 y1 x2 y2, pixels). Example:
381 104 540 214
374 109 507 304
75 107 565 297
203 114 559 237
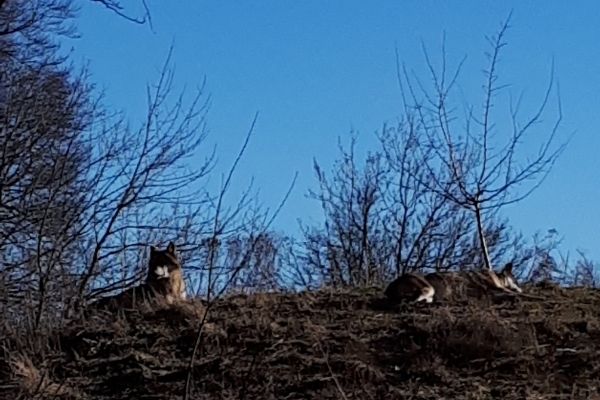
90 241 187 310
384 273 435 303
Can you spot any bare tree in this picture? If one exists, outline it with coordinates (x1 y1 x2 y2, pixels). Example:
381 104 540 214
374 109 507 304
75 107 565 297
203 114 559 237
397 15 567 272
377 119 474 275
303 129 502 288
72 50 214 308
90 0 153 26
0 0 152 67
0 0 217 332
0 0 82 74
0 0 298 340
0 47 96 330
302 51 549 288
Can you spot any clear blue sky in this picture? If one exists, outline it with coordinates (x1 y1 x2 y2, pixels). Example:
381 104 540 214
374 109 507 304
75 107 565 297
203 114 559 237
66 1 599 260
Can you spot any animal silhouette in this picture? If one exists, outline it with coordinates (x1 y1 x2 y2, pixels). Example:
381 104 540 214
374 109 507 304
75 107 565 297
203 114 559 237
90 242 187 310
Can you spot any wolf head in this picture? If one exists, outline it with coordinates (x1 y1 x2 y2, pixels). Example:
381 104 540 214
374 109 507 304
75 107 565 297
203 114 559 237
147 242 181 283
496 262 522 293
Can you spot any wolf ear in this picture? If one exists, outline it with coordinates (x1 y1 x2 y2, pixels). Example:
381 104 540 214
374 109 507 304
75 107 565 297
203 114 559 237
167 241 176 254
503 262 514 274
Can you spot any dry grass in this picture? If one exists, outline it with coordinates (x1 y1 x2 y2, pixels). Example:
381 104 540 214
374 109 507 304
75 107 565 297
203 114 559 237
5 354 80 399
2 285 600 399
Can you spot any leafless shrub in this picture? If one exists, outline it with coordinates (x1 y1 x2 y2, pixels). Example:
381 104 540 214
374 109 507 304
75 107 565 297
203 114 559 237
301 131 530 288
306 137 386 286
225 232 285 293
377 119 471 275
277 236 321 291
517 229 599 288
520 230 565 284
297 16 569 290
396 14 567 272
571 250 599 288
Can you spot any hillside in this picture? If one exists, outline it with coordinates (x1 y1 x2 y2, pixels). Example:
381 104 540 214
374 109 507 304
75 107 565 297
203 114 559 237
3 284 600 399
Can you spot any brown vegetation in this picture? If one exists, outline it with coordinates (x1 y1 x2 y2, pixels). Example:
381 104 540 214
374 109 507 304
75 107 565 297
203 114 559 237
0 4 597 400
2 284 600 399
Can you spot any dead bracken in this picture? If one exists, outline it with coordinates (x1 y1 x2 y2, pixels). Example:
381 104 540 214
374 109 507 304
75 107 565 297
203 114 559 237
2 284 600 399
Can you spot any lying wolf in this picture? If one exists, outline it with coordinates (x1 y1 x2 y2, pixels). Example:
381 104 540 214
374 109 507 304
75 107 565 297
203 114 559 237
425 262 521 302
384 263 522 303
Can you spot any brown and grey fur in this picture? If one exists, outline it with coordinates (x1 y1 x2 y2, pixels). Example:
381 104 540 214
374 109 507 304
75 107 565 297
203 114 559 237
426 262 521 302
384 272 435 303
146 241 187 303
424 272 453 301
91 242 187 310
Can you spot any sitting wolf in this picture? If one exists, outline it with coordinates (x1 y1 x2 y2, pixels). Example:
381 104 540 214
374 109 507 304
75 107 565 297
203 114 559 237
91 242 187 310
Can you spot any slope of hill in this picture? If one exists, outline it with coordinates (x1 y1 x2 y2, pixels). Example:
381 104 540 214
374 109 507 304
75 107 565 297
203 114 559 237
2 284 600 399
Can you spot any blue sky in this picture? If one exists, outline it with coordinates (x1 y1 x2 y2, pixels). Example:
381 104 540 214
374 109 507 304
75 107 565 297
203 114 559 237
67 1 599 260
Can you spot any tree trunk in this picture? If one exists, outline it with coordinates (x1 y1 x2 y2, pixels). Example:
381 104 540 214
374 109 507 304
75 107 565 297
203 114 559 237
474 201 493 271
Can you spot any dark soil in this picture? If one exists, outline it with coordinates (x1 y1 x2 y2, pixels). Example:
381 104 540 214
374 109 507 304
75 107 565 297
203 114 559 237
3 284 600 399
